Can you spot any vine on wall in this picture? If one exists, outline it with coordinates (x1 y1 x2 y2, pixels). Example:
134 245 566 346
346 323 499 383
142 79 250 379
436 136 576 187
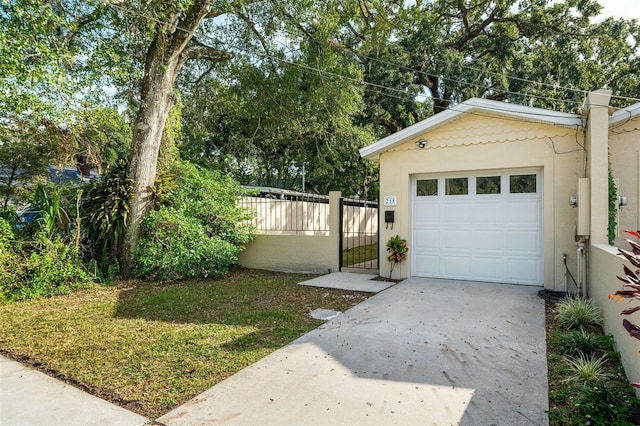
608 167 617 245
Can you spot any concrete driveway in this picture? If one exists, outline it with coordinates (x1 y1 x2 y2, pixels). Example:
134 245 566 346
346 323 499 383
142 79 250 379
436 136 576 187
159 277 548 426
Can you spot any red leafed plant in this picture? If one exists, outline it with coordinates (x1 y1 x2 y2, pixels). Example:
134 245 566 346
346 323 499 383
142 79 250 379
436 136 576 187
609 229 640 388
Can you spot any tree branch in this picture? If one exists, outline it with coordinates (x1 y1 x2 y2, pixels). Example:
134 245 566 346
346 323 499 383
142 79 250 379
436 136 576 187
180 39 233 68
233 6 279 74
446 3 504 50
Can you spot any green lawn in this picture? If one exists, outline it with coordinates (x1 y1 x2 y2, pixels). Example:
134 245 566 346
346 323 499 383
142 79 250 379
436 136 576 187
342 242 378 266
0 268 370 418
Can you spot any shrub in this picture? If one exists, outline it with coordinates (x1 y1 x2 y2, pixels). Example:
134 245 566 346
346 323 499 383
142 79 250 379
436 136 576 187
575 382 638 425
554 328 613 357
0 218 21 289
564 353 609 385
386 234 408 279
133 208 240 280
556 295 603 330
158 161 255 246
0 217 13 247
30 184 71 239
133 161 254 281
0 206 19 227
81 161 133 276
0 234 93 302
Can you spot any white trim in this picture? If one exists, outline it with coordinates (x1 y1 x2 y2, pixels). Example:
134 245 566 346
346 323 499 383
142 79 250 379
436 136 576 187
360 98 583 160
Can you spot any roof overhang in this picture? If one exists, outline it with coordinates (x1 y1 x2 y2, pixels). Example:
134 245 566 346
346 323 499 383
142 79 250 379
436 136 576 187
610 101 640 128
360 97 583 161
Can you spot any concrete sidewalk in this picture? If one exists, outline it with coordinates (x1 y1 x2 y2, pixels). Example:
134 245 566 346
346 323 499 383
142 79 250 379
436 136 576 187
159 278 548 425
0 356 149 426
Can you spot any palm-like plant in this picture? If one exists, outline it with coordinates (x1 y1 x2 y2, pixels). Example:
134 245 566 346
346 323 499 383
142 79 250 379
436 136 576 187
386 234 408 279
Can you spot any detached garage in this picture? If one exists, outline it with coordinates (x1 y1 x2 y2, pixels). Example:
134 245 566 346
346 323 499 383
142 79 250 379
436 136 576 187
360 92 622 292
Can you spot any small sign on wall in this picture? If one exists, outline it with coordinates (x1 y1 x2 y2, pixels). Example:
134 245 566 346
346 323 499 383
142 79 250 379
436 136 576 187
383 196 397 206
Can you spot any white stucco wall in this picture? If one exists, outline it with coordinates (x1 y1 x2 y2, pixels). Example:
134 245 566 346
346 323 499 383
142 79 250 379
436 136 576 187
588 244 640 393
238 191 342 274
238 234 338 274
609 116 640 246
377 112 585 290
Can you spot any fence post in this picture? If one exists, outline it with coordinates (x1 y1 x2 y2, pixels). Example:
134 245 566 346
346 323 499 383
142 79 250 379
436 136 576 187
329 191 342 273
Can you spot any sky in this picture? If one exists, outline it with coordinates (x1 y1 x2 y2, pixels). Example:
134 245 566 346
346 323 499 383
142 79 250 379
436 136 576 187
526 0 640 21
594 0 640 20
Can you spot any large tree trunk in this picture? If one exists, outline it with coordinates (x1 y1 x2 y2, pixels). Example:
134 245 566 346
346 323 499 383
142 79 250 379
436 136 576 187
119 1 221 276
120 60 176 275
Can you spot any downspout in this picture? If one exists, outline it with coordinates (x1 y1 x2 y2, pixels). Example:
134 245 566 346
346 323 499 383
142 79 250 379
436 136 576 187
577 242 586 297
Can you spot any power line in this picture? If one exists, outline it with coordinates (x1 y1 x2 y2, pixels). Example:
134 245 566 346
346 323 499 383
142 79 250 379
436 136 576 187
258 10 640 105
108 2 640 112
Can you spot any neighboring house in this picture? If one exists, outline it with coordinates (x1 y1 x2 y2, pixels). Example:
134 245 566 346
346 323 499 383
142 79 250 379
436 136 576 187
360 89 639 292
46 164 99 184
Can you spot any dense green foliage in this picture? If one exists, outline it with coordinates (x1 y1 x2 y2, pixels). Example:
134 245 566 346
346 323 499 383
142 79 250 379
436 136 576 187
0 183 94 301
132 161 255 280
133 208 240 280
1 157 256 298
0 217 92 302
608 168 618 245
0 117 59 207
555 295 603 329
548 298 640 425
81 161 133 277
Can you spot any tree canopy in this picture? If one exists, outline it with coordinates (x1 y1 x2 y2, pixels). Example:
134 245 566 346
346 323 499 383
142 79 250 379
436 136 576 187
1 0 639 271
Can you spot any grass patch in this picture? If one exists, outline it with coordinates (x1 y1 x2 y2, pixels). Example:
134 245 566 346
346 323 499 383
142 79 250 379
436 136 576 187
0 268 370 418
342 243 378 266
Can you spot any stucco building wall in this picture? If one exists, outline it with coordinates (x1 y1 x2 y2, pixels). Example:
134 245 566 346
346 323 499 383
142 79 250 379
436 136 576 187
609 115 640 245
377 113 584 291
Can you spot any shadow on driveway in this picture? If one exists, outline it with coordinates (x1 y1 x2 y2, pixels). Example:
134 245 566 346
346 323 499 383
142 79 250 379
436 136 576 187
158 278 548 425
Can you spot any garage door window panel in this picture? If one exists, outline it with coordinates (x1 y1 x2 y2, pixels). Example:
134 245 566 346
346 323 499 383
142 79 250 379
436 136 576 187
445 178 468 195
476 176 501 194
510 174 537 193
416 179 438 196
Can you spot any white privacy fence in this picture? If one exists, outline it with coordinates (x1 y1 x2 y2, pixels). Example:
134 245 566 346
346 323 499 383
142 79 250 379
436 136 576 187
237 190 379 273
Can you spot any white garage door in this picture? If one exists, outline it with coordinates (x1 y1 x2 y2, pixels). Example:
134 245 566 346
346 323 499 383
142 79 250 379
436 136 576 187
412 171 542 285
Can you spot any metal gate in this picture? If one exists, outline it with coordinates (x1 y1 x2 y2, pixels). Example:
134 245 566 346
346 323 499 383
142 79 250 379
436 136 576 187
339 198 379 271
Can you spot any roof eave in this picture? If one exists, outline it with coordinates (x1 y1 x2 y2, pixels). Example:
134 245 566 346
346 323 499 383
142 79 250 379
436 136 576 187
360 98 583 160
610 102 640 127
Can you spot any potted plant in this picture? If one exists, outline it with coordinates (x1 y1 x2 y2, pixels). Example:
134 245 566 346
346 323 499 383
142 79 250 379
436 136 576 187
386 234 408 280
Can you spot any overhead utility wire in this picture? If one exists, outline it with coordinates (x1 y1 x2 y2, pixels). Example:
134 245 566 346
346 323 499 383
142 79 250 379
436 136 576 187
219 37 615 118
109 3 635 111
267 38 588 109
210 46 593 130
263 19 640 105
108 4 592 131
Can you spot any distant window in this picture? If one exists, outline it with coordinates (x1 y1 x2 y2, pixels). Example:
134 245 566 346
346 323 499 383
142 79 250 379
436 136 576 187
446 178 468 195
476 176 501 194
510 174 537 193
417 179 438 196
